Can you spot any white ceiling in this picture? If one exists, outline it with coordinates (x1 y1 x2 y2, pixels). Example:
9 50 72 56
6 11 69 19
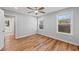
1 7 67 16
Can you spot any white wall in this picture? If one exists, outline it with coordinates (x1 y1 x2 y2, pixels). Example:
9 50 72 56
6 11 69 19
38 7 79 45
4 10 37 39
15 14 37 38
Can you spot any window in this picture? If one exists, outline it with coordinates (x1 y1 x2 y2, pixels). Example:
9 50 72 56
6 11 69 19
56 11 73 35
39 20 44 29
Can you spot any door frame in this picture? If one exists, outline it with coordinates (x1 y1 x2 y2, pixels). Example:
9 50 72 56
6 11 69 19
4 14 16 39
3 14 16 50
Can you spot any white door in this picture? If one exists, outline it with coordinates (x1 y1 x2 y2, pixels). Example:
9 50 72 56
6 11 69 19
0 9 4 50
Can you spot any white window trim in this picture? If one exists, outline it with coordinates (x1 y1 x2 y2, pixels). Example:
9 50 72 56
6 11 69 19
56 10 73 35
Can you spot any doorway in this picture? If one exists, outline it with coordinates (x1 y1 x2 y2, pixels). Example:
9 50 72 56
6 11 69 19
4 15 15 42
5 15 15 35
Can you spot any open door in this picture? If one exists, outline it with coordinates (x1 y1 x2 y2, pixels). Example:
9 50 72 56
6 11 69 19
0 9 4 50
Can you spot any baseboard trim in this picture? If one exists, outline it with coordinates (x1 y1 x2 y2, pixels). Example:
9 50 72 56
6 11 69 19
16 33 36 39
38 33 79 46
15 33 79 46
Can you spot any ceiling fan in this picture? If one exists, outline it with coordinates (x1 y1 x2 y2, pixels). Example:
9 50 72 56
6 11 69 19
26 7 45 15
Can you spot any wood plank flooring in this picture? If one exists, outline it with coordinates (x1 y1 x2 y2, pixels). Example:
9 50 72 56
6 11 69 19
3 34 79 51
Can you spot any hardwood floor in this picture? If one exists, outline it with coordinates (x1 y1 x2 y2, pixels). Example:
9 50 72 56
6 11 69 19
3 34 79 51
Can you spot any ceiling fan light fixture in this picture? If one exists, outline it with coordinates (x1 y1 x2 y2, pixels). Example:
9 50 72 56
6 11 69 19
35 10 38 13
27 7 45 15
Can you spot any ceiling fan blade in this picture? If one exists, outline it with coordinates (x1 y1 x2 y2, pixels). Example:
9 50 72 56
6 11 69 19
27 7 34 10
39 11 45 13
27 11 34 13
38 7 45 10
